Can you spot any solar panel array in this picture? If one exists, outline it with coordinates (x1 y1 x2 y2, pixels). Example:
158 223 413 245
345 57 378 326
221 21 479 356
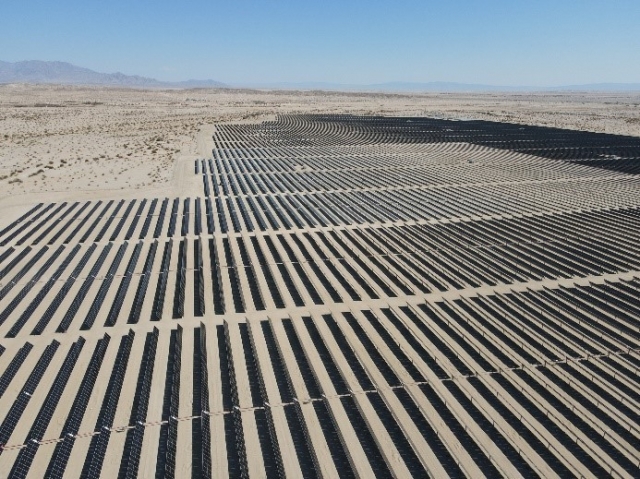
0 115 639 478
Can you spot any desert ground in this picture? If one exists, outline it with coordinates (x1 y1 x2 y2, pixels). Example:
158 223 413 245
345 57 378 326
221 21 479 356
1 84 638 203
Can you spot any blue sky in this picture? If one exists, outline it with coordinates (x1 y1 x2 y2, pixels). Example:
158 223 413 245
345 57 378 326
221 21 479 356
2 0 639 85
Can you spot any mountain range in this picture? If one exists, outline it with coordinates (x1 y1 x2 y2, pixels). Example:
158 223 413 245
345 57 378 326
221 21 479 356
238 81 640 92
2 60 639 92
0 60 225 88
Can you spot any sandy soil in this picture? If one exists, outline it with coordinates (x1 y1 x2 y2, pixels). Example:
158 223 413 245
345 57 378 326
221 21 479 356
1 84 639 201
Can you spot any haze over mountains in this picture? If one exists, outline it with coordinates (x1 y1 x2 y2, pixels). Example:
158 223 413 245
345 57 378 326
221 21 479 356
237 81 640 92
1 60 639 92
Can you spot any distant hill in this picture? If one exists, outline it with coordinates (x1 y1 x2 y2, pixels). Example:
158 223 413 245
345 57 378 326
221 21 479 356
368 81 640 92
2 61 638 92
234 81 515 92
0 60 226 88
238 80 640 93
551 83 640 92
